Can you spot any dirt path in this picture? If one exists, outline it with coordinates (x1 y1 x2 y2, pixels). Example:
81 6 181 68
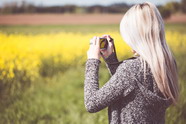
0 14 185 25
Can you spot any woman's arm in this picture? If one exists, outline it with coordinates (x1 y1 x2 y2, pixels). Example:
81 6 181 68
84 58 135 113
104 52 121 75
99 35 121 76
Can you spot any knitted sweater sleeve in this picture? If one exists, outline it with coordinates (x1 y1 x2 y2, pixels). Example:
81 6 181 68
84 58 135 113
104 52 120 75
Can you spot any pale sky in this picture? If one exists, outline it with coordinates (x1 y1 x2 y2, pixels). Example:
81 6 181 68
0 0 182 7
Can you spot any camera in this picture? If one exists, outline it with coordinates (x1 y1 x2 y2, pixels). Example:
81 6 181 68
100 38 108 50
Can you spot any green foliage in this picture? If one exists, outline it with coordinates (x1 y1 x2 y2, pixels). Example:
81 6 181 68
0 1 185 15
1 24 186 35
165 49 186 124
158 1 182 19
181 0 186 13
39 55 69 77
0 24 119 34
165 2 181 14
0 24 186 123
0 66 110 124
0 65 32 107
159 7 172 19
158 1 181 19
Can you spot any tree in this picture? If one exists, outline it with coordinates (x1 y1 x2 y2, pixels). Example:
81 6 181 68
164 2 180 13
182 0 186 13
159 6 172 19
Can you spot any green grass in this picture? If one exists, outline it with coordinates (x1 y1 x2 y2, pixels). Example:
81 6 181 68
0 66 110 124
0 24 119 34
1 53 185 124
0 23 186 124
0 23 186 34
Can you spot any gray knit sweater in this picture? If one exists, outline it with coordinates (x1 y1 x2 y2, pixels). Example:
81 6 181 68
84 52 172 124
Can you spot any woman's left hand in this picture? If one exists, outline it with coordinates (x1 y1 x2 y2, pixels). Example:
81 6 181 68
87 36 101 60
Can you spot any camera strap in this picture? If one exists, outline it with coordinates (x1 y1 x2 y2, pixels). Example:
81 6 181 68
100 39 123 65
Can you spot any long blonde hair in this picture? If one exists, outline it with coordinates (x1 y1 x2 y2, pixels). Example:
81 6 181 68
120 2 179 104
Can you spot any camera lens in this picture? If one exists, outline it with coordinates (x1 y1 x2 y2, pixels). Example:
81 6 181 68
100 38 108 50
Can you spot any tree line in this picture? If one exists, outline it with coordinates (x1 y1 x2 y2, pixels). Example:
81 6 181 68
0 0 186 19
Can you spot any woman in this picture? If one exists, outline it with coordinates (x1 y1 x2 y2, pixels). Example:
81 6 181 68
84 2 179 124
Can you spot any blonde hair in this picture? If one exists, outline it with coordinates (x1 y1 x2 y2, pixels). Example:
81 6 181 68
120 2 179 104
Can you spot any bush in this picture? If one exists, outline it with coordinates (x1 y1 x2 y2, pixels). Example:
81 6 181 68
159 7 172 19
39 55 70 77
0 68 32 108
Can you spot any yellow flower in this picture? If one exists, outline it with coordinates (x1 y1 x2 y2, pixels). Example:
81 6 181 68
0 31 185 83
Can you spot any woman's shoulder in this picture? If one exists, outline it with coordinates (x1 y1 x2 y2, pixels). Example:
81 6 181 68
122 56 141 67
123 56 141 62
117 56 142 73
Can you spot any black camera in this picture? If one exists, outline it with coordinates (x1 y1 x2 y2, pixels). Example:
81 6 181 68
100 38 108 50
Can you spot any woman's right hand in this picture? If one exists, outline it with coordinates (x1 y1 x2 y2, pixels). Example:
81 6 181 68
100 35 114 58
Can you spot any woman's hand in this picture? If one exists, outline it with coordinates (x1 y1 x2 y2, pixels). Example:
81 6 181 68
100 35 114 58
87 36 101 60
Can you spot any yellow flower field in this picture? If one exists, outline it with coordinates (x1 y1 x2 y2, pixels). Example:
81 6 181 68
0 29 186 124
0 31 185 82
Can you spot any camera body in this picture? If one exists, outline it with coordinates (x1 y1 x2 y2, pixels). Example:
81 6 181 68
100 38 108 50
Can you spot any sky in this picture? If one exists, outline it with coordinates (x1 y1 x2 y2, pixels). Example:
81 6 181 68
0 0 182 7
